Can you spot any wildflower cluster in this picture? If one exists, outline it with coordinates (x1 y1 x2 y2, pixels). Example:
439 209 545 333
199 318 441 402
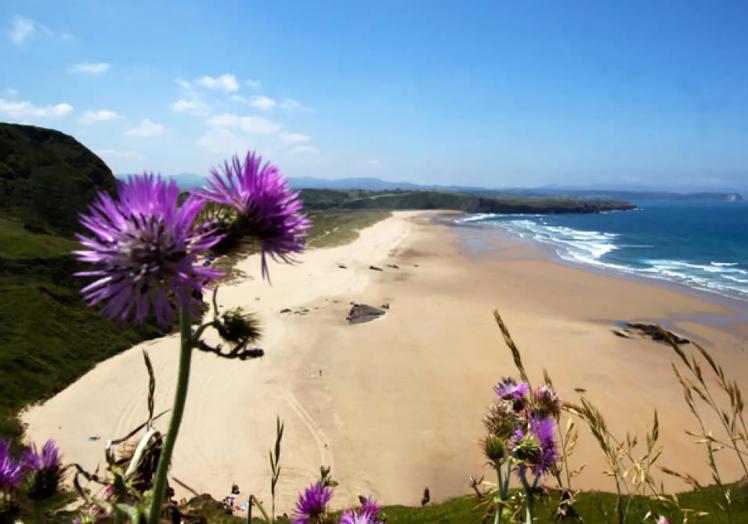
482 377 560 522
485 378 559 475
292 468 384 524
0 439 62 515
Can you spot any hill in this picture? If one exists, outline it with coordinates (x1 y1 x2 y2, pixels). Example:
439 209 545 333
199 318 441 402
0 123 116 233
298 188 636 214
0 123 162 441
286 176 742 202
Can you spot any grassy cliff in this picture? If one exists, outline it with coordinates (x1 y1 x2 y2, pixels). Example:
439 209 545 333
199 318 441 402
299 188 636 214
0 124 164 441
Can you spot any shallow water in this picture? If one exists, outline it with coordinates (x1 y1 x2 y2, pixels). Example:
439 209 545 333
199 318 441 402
460 200 748 302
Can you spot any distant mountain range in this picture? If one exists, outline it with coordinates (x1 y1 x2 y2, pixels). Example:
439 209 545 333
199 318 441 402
139 174 744 202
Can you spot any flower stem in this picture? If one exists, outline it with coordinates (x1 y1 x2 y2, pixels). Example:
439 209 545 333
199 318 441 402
494 463 503 524
519 472 534 524
148 308 194 524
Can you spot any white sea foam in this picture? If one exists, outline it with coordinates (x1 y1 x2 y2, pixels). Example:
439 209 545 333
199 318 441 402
459 214 748 301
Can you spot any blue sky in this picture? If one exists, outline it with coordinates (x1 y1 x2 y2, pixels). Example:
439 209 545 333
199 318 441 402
1 1 747 191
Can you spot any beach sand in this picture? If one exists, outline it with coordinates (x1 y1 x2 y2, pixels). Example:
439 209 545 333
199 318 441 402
22 211 748 513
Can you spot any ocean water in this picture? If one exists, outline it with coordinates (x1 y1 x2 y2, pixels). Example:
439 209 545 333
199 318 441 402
460 201 748 302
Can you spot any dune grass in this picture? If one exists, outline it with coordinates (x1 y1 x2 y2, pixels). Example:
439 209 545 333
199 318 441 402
306 209 391 248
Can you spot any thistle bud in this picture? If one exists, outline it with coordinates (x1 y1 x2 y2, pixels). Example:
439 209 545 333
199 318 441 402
216 307 261 344
483 434 506 463
533 385 560 418
484 400 519 440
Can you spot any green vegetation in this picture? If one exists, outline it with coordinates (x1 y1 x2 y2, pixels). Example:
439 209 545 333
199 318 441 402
0 217 78 259
0 124 163 443
380 484 748 523
180 483 747 523
306 209 391 248
299 188 635 214
0 123 116 234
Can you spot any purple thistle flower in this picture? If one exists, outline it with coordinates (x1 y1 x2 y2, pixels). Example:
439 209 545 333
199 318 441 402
338 496 384 524
495 379 530 411
510 416 558 477
359 496 382 518
22 439 63 499
21 439 60 471
0 440 23 493
339 511 384 524
292 482 333 524
198 151 310 280
533 384 560 418
74 174 223 327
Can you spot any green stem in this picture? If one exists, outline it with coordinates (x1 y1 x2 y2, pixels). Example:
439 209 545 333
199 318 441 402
148 308 194 524
519 473 534 524
494 463 503 524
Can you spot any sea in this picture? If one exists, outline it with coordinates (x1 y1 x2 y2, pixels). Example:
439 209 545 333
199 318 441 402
459 200 748 303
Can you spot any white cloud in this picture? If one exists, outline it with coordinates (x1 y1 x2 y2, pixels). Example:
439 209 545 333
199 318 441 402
290 145 320 156
78 109 120 124
280 98 312 112
280 132 311 143
172 97 210 115
249 95 277 110
7 16 35 45
231 94 248 103
97 149 145 160
245 79 262 89
68 62 111 76
208 113 282 135
368 159 382 167
197 127 248 155
176 78 193 90
195 73 239 92
124 118 165 137
0 97 73 119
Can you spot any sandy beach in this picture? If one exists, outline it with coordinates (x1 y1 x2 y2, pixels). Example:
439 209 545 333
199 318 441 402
22 211 748 513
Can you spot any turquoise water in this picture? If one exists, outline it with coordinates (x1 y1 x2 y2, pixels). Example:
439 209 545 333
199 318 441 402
461 201 748 302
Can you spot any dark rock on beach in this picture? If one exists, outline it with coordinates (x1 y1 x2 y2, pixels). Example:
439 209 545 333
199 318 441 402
346 304 386 324
617 322 690 345
369 265 383 271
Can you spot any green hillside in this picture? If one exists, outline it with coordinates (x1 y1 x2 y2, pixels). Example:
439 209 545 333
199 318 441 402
299 188 635 214
0 124 163 441
0 123 116 233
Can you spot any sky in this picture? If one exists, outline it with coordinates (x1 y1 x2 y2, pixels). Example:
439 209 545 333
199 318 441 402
1 1 747 192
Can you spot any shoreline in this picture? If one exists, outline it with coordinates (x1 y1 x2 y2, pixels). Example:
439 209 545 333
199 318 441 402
22 210 748 514
448 213 748 337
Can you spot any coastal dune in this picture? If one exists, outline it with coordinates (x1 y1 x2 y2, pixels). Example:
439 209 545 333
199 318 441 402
22 211 748 513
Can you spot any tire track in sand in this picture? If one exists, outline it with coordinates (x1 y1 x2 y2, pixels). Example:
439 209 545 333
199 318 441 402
279 387 334 472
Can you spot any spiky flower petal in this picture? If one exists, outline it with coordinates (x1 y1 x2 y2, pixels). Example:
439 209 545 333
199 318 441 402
495 378 530 411
533 384 560 418
339 496 384 524
22 439 63 499
198 151 310 280
510 416 558 477
292 482 333 524
74 174 223 327
339 511 383 524
0 440 23 493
